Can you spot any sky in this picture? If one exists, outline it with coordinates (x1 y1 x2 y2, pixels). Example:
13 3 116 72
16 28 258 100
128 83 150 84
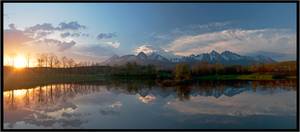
3 3 297 64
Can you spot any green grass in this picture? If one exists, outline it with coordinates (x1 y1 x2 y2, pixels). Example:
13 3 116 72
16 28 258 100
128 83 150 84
4 73 106 91
3 73 158 91
237 74 274 80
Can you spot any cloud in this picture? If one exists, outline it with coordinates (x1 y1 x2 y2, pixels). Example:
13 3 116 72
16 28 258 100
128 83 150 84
133 44 178 59
61 32 71 38
4 24 34 53
26 21 86 32
43 38 61 44
26 23 57 32
149 21 233 48
3 23 73 55
97 33 117 40
34 31 52 39
61 32 82 38
168 21 231 37
8 23 16 30
71 33 80 37
189 21 231 31
105 41 120 48
43 39 76 51
3 22 112 63
58 21 86 30
4 22 88 53
166 28 296 60
18 22 87 43
58 41 76 51
134 45 158 54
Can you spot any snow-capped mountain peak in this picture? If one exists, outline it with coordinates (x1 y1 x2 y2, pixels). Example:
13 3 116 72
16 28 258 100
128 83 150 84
102 50 276 66
221 50 242 60
209 50 221 61
148 52 169 61
137 52 147 60
210 50 219 55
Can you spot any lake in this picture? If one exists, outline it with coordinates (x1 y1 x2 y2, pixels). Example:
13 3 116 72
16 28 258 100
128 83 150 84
3 80 297 129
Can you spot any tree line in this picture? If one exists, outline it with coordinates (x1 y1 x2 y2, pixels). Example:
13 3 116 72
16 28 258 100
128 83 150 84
36 53 104 68
5 53 101 68
174 61 297 80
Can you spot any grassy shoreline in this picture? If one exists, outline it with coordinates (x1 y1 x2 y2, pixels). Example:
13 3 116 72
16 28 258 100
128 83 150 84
4 72 296 91
196 74 297 80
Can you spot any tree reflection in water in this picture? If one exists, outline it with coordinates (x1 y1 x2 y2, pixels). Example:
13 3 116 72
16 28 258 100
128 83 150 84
3 80 297 129
4 80 296 111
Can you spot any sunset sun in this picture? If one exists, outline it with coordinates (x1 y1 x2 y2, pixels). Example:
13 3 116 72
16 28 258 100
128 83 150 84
14 55 26 68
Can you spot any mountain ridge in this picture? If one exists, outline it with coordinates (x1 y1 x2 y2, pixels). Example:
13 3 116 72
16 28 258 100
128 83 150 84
102 50 276 67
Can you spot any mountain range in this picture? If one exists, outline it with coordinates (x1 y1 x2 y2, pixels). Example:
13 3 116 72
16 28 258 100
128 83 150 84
101 50 276 68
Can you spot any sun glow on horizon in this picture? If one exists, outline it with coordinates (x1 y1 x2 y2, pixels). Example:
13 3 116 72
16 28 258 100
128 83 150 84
14 55 27 68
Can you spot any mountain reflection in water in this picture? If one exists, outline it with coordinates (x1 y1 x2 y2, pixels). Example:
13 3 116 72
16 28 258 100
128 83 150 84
3 80 297 129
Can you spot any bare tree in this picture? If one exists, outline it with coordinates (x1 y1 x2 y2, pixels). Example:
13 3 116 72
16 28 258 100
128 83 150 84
10 53 16 67
48 54 56 68
61 56 68 68
37 53 44 67
68 58 75 68
53 56 61 68
26 53 30 68
37 58 43 67
41 53 49 67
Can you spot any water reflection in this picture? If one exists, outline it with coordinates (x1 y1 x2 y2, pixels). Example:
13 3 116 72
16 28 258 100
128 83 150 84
4 80 297 129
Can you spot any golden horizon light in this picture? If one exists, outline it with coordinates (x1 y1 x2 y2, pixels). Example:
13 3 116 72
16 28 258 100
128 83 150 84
14 55 27 68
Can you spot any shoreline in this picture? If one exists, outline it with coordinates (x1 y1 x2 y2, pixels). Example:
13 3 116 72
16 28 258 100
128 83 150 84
4 73 296 91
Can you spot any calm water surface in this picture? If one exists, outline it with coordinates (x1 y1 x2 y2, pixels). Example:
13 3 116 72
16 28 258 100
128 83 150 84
3 80 297 129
